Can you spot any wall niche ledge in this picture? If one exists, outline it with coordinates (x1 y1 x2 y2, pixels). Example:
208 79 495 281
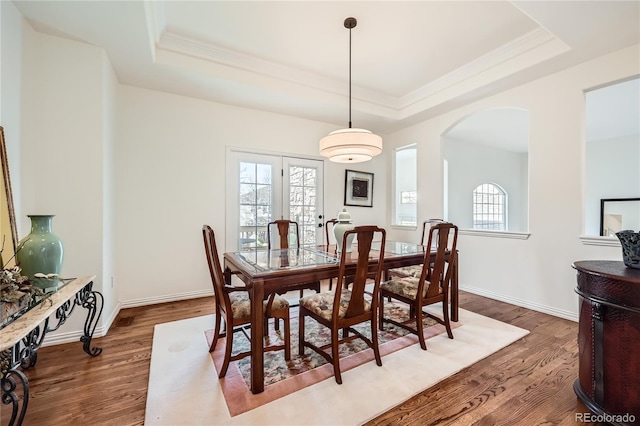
579 235 621 247
459 229 530 240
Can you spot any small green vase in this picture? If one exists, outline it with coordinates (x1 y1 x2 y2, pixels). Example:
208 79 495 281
16 215 64 286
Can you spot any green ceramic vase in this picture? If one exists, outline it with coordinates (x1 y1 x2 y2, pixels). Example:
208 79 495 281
16 215 64 284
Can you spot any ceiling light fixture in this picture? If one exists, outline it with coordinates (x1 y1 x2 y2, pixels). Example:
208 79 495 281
319 17 382 163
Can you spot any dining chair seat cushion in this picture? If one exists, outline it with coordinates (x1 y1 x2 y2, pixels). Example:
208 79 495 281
381 277 434 300
229 292 289 319
388 265 422 278
300 290 372 321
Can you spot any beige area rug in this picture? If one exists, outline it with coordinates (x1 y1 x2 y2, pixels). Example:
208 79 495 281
145 304 529 426
206 304 461 416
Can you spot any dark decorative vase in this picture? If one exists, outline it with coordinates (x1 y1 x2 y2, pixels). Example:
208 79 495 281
16 215 64 285
616 230 640 269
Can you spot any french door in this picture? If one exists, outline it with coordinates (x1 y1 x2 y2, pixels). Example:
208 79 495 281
226 150 324 251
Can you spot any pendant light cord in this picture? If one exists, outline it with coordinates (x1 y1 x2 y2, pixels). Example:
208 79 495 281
348 24 352 129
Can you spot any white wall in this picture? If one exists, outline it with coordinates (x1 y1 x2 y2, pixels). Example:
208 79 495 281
8 21 388 342
7 11 640 344
386 44 639 321
19 25 117 340
113 85 387 305
444 136 528 231
0 1 23 223
585 135 640 235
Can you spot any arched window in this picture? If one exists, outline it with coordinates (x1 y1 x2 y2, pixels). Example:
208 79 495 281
473 183 506 230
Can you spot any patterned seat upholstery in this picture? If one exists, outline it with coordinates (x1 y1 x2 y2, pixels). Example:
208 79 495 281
300 290 372 322
387 265 422 279
203 225 291 378
380 276 426 300
229 292 290 319
379 222 458 351
386 219 444 280
298 225 386 385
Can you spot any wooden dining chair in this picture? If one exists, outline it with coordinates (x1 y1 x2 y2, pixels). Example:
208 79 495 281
202 225 290 377
379 222 458 350
387 219 446 280
298 225 386 384
324 218 338 289
267 219 322 297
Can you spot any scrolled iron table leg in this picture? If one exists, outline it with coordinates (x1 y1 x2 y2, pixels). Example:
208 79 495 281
77 284 103 357
1 350 29 426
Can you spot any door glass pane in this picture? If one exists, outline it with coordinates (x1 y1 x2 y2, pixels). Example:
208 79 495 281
289 166 317 246
239 162 273 250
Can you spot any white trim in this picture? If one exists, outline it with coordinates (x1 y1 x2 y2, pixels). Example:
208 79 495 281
41 290 213 347
390 225 418 231
461 285 577 322
459 229 530 239
579 235 621 247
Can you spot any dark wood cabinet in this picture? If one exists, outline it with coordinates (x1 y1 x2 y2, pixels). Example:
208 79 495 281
573 261 640 426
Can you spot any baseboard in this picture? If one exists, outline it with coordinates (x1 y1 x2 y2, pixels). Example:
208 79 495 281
118 289 214 309
41 286 575 348
460 285 578 322
42 289 213 347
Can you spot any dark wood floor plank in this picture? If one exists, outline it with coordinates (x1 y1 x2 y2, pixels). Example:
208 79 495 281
15 287 584 425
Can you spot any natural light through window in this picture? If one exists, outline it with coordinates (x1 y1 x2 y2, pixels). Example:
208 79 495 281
289 166 317 246
394 145 417 226
239 162 272 250
472 183 506 230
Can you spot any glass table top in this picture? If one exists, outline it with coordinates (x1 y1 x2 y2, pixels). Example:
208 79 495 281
234 241 425 272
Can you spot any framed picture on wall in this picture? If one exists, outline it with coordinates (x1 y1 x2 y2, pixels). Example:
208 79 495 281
344 169 373 207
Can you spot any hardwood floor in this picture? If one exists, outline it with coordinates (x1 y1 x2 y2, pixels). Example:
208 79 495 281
15 287 590 425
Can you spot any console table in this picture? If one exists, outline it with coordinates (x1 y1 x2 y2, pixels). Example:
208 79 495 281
0 275 103 426
573 261 640 425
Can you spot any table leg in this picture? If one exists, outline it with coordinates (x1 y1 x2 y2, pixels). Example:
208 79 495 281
1 282 103 426
1 351 29 426
451 252 459 322
250 281 265 394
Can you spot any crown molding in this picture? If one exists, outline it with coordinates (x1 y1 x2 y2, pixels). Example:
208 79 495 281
154 25 571 123
402 28 565 107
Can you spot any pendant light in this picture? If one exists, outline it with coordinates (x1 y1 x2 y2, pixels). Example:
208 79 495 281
319 17 382 163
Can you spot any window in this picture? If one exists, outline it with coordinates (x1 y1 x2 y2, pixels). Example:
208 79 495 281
472 183 506 230
443 107 529 232
394 145 417 226
226 150 324 251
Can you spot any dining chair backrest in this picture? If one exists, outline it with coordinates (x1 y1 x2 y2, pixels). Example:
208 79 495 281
267 220 300 250
420 222 458 299
325 218 338 245
334 225 386 318
202 225 230 314
419 218 446 246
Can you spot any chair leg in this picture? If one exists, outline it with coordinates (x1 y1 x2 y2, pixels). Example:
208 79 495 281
415 303 427 351
378 291 385 331
209 308 222 352
283 312 291 361
443 294 453 339
298 310 305 356
331 327 342 385
371 316 382 366
219 327 233 378
328 278 333 291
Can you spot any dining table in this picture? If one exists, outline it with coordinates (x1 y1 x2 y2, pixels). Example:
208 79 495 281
223 241 459 394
